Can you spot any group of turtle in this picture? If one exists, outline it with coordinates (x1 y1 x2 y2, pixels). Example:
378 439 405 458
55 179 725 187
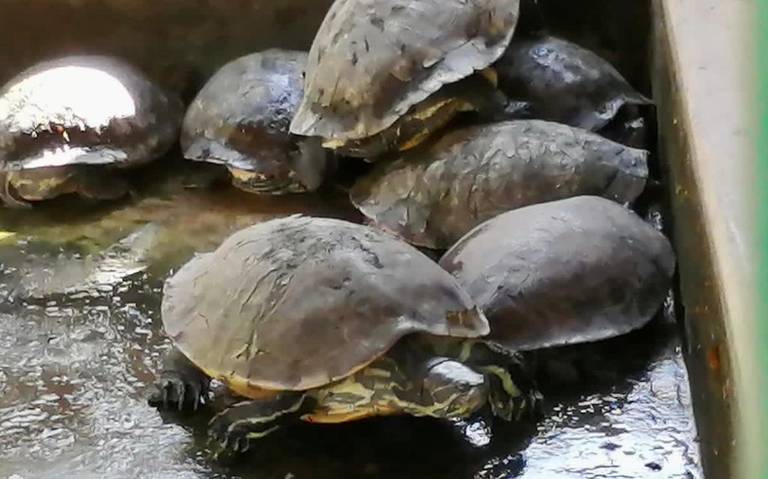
0 0 674 458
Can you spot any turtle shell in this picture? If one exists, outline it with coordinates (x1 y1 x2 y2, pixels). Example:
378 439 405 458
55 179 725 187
162 216 488 393
0 55 182 171
181 50 331 193
350 120 648 249
440 196 675 351
289 0 520 142
495 35 651 131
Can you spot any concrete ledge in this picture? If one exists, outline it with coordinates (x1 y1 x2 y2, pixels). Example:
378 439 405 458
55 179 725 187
652 1 757 477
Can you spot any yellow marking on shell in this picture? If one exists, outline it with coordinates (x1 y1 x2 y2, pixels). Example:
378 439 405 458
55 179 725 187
322 138 346 149
0 231 16 243
398 129 432 152
199 366 281 400
363 367 392 379
228 168 252 181
11 172 74 199
302 405 398 423
410 98 456 121
398 99 461 152
228 167 260 182
322 93 474 153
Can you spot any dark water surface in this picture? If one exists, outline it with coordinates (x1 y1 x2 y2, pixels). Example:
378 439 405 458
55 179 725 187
0 174 700 479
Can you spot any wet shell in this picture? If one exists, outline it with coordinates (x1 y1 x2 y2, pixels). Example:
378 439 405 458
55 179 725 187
290 0 520 142
495 36 651 131
181 50 332 193
0 55 182 171
162 216 488 392
440 196 675 351
350 120 648 249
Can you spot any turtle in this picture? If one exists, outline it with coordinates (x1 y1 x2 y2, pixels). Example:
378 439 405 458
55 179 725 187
288 0 521 159
0 55 183 208
181 50 333 195
350 119 649 249
596 103 651 150
148 211 664 454
493 35 652 133
439 196 676 352
148 215 540 454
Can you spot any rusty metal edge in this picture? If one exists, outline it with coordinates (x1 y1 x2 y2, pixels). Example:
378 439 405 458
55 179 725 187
651 1 759 478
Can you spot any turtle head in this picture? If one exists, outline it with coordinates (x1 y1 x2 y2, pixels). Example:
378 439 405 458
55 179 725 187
227 137 333 195
420 358 489 418
438 340 542 422
287 136 335 191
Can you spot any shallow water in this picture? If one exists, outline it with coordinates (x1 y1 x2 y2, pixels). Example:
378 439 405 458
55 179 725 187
0 171 701 479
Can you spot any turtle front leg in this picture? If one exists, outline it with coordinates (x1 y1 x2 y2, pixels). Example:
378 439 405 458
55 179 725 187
478 362 543 422
459 344 543 422
207 392 313 456
148 347 210 411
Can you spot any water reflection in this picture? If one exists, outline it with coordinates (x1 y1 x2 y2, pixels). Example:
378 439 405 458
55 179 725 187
0 160 360 274
0 169 699 479
0 66 137 138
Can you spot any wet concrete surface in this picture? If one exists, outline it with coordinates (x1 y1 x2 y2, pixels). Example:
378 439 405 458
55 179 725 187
0 0 711 475
0 167 701 479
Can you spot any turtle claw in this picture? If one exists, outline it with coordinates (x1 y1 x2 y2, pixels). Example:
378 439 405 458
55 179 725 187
173 381 186 411
209 437 252 461
207 408 249 455
147 371 206 411
207 422 264 459
207 412 243 458
234 436 250 453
